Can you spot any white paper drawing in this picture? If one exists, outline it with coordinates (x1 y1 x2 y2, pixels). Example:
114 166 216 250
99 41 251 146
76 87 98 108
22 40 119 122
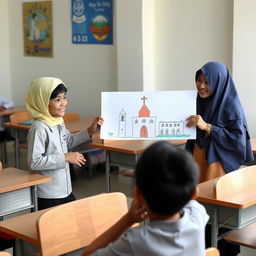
101 91 197 140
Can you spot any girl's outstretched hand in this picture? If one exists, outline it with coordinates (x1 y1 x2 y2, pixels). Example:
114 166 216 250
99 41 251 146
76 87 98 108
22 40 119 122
87 117 104 137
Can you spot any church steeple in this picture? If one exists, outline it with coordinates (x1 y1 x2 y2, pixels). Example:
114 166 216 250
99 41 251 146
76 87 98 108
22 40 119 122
138 96 150 117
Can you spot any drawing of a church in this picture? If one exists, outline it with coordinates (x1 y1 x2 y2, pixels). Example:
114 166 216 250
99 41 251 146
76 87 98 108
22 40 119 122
118 95 186 139
132 96 156 138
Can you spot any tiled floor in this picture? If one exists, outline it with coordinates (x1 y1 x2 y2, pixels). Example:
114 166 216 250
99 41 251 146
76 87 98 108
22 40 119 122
1 141 255 255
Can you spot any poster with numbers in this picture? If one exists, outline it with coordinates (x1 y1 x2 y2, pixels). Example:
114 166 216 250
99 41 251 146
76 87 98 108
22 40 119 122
71 0 113 44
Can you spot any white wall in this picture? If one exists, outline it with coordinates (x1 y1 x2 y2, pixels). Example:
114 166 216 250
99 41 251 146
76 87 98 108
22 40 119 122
154 0 233 91
116 0 143 91
7 0 117 117
233 0 256 137
142 0 155 91
0 0 12 100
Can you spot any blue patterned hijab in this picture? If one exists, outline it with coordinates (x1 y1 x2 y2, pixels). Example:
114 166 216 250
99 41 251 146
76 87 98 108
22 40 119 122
196 61 247 147
186 61 253 172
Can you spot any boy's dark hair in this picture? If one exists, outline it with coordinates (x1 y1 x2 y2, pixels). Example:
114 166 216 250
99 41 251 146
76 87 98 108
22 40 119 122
50 84 67 99
135 141 199 216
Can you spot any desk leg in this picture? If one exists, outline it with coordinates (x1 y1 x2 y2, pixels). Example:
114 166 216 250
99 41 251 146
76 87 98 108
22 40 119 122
211 208 218 248
31 186 38 212
105 151 110 192
13 129 19 168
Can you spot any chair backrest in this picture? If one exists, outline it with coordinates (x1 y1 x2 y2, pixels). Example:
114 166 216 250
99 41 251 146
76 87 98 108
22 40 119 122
37 192 128 256
10 111 32 123
214 165 256 199
0 252 12 256
0 161 2 175
205 247 220 256
63 112 81 122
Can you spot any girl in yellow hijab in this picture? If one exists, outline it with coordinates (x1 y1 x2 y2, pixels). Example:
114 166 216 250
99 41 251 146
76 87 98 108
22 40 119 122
26 77 103 210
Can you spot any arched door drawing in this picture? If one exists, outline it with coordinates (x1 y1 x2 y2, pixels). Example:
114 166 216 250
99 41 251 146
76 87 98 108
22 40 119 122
140 125 148 137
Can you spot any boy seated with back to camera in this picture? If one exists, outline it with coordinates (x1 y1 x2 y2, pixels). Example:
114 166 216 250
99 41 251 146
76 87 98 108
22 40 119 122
81 141 209 256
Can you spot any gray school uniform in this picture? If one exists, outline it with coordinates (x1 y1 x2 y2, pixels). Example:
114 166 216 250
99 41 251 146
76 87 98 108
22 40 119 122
27 120 91 199
92 200 209 256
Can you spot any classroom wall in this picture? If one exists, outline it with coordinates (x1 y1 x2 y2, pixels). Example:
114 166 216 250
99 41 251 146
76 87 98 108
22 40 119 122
153 0 233 91
3 0 255 138
6 0 117 117
0 0 12 100
116 0 143 91
116 0 233 93
233 0 256 137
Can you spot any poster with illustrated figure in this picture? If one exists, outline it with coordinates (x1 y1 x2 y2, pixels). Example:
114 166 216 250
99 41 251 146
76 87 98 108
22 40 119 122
101 91 197 140
23 1 53 57
71 0 113 44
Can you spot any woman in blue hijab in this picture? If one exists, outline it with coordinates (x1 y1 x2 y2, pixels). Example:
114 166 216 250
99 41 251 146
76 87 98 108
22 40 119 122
186 61 253 183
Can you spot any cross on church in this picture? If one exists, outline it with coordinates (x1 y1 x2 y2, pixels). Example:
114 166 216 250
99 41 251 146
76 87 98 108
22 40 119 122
141 96 148 105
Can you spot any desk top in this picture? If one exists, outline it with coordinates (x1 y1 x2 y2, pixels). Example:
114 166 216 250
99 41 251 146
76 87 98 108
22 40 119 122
0 168 51 194
4 116 95 134
0 208 48 245
0 105 26 117
197 178 256 209
91 139 186 154
223 222 256 248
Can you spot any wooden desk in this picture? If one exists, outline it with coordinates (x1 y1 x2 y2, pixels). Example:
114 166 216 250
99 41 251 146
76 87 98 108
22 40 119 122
4 117 95 168
91 139 186 192
0 167 51 217
0 105 26 117
224 222 256 249
197 167 256 247
0 193 127 255
0 209 47 245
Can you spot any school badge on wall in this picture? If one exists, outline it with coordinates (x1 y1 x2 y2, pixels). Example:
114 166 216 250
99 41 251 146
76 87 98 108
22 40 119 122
71 0 113 44
23 1 53 57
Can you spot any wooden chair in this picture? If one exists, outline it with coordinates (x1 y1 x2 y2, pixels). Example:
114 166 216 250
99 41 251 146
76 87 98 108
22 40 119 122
213 165 256 199
37 192 128 256
205 247 220 256
9 110 32 147
9 111 32 164
63 112 81 122
0 161 2 176
0 252 11 256
9 111 31 124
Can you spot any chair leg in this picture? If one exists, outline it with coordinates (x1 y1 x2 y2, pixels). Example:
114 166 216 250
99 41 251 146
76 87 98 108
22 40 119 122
13 242 16 256
0 143 5 163
4 141 8 163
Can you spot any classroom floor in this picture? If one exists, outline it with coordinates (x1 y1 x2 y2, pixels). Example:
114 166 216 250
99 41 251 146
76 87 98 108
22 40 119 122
1 141 255 256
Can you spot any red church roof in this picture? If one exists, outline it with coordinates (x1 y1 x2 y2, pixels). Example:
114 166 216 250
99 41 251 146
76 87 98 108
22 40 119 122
139 96 150 117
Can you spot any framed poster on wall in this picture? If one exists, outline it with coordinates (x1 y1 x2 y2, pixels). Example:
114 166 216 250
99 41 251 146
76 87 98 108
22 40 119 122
71 0 113 44
23 1 53 57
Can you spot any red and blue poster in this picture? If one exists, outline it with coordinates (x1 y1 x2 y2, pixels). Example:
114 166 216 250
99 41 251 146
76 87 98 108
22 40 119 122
71 0 113 44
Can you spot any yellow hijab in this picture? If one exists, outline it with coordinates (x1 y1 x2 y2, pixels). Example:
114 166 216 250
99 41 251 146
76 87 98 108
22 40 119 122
26 77 65 127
